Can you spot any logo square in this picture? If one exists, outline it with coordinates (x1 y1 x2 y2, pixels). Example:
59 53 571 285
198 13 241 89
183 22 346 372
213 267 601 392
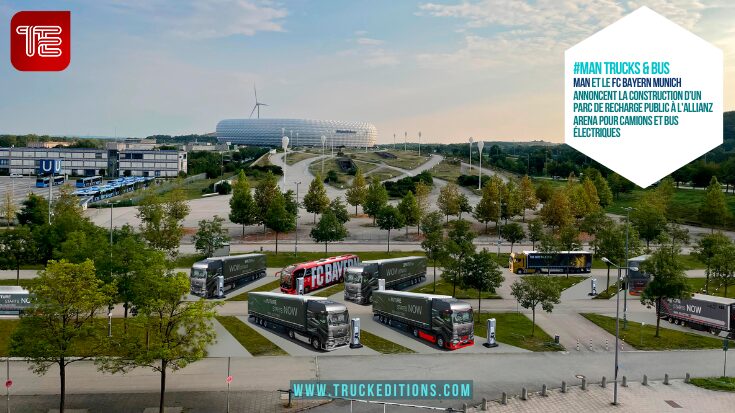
10 11 70 72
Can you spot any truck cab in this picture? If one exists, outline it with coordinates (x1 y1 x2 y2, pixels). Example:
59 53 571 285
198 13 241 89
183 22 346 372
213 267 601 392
433 299 475 349
344 265 376 304
190 261 220 297
306 301 351 350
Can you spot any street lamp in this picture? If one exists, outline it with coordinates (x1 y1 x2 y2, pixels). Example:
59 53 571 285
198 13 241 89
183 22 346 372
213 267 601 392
295 182 301 254
393 133 396 150
321 135 327 176
468 137 473 171
281 136 289 187
477 141 485 190
601 257 639 406
623 206 634 330
404 131 407 152
418 131 421 157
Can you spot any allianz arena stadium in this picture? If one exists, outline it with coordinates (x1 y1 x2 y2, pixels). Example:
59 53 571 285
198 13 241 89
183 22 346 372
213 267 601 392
216 118 377 148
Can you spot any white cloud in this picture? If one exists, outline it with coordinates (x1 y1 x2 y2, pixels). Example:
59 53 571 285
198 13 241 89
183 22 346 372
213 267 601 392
341 32 398 66
356 37 384 46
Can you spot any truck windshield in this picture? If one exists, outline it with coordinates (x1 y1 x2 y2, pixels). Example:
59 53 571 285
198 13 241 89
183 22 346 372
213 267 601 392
344 271 361 284
280 265 296 288
328 311 349 326
452 310 473 324
191 268 208 279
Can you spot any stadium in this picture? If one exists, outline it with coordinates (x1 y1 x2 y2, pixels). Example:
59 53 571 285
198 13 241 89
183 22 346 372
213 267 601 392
216 118 377 148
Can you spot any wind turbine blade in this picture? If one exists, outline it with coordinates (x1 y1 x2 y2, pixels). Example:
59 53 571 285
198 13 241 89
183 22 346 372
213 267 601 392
260 103 269 106
249 105 257 119
254 84 258 102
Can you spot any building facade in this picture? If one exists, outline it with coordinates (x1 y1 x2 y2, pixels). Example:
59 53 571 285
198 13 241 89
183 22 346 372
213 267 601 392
0 147 187 178
216 118 377 148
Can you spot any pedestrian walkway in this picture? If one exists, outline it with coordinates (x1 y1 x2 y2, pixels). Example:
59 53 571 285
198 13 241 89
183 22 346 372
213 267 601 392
207 318 251 358
531 312 628 352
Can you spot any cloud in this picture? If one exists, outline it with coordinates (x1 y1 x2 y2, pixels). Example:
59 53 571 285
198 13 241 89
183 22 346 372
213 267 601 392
356 37 384 46
341 32 398 66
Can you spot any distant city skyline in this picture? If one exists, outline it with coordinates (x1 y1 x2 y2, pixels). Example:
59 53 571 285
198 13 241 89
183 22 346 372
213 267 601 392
1 0 733 144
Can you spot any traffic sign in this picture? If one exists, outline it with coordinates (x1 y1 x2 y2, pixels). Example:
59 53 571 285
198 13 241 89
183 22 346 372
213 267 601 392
5 379 12 388
724 339 730 352
226 375 233 384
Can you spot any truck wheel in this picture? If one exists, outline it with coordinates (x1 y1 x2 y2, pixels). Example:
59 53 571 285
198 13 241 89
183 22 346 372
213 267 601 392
413 328 418 337
311 337 321 350
387 318 393 327
436 336 445 349
288 330 295 339
368 295 373 304
516 269 524 275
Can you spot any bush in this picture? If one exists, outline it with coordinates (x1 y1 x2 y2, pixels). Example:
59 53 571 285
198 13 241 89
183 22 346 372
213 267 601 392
217 181 232 195
384 171 433 197
457 174 490 188
243 165 283 178
325 170 339 183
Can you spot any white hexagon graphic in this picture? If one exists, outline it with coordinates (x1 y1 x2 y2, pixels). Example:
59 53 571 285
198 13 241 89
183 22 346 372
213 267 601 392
565 6 722 188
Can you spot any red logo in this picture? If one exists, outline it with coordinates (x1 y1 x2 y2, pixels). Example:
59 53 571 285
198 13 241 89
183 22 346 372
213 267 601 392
10 11 70 71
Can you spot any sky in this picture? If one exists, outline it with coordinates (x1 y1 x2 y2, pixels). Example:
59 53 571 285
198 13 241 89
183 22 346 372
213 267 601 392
0 0 734 144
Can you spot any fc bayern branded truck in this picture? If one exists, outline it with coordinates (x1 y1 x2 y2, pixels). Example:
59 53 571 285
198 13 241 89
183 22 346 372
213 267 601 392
190 254 267 298
372 290 474 350
660 293 735 338
344 256 427 304
248 292 351 351
279 255 360 294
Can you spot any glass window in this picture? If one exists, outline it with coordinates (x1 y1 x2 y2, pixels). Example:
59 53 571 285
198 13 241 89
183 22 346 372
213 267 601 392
191 268 208 278
328 311 348 326
452 311 473 324
344 271 361 284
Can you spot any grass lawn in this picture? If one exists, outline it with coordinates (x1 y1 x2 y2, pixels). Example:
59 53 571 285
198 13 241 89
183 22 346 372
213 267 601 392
593 283 619 299
284 152 318 165
474 313 564 352
367 168 403 182
307 158 379 188
0 278 36 287
0 319 20 356
581 313 723 350
429 159 466 182
689 377 735 392
311 283 346 298
411 277 500 299
359 330 415 354
226 279 281 301
180 173 235 200
215 316 287 356
555 276 587 291
687 278 735 298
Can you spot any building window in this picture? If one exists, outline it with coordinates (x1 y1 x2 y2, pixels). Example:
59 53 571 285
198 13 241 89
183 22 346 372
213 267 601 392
95 153 102 159
0 159 8 165
155 170 161 177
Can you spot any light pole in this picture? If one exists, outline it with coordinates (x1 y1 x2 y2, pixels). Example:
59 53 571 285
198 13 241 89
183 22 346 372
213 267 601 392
477 141 485 190
468 137 473 171
404 131 407 152
295 181 301 254
321 135 327 176
418 131 421 157
282 136 289 187
393 133 396 150
601 257 638 406
296 132 299 148
623 207 633 329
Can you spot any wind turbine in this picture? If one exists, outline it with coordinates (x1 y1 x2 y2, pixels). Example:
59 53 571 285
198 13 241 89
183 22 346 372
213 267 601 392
249 84 268 119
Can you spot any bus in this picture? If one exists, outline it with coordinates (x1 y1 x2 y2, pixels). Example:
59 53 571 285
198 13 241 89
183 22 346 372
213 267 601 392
279 255 361 294
76 176 103 188
627 255 651 296
509 250 593 274
35 176 66 188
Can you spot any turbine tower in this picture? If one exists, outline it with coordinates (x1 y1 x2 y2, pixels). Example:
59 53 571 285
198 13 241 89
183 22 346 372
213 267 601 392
249 84 269 119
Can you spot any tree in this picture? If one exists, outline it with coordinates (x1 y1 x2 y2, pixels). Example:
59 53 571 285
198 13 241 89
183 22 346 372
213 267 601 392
462 249 504 320
303 174 330 223
345 168 367 215
631 193 667 249
398 191 420 236
699 176 730 232
596 221 642 293
310 210 348 253
474 179 500 233
593 174 613 207
137 185 190 256
0 226 36 284
364 177 388 225
581 209 610 254
328 197 350 224
229 170 257 236
10 260 115 413
710 238 735 297
17 193 48 227
98 272 218 413
500 223 525 253
437 183 460 222
376 205 404 252
518 175 538 221
420 211 446 293
192 216 230 258
264 192 296 254
640 243 691 337
443 219 476 296
283 189 299 217
527 219 544 250
535 180 553 203
414 181 431 234
557 225 580 278
1 192 17 226
540 189 572 230
254 171 280 231
510 276 561 336
503 180 524 223
693 232 730 294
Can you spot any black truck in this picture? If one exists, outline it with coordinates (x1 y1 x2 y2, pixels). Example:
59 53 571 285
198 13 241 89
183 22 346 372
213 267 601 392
248 292 351 351
372 290 474 350
344 256 427 304
190 254 267 298
661 293 735 338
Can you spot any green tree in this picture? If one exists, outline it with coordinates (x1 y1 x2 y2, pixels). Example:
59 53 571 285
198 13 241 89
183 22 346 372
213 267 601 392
540 189 572 231
192 215 230 258
398 191 421 236
328 197 350 224
414 181 431 234
581 209 610 254
310 210 348 253
461 249 504 320
254 171 280 232
98 272 219 413
443 219 476 296
699 176 730 232
693 232 730 294
596 221 642 293
457 192 472 220
17 193 49 227
376 205 405 252
527 219 544 250
303 174 330 223
519 175 538 222
510 276 561 336
283 189 299 217
640 243 691 337
593 174 613 207
558 225 580 278
535 180 553 203
437 183 460 222
473 179 500 233
503 180 523 223
137 185 190 256
345 168 367 215
264 192 296 254
229 170 257 236
1 191 17 226
10 260 115 413
0 226 36 284
500 222 525 253
710 238 735 297
420 211 446 293
631 193 667 249
364 176 388 225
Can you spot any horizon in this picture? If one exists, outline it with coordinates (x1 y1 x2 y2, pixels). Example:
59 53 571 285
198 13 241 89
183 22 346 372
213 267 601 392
1 1 734 144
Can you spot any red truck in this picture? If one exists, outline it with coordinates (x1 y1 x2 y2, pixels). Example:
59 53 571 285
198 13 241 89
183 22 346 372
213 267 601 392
279 255 360 294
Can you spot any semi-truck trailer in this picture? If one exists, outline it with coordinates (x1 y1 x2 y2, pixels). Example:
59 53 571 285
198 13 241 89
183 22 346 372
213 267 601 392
509 250 592 274
279 255 360 294
248 292 351 351
344 256 427 304
660 294 735 338
372 290 474 350
190 254 267 298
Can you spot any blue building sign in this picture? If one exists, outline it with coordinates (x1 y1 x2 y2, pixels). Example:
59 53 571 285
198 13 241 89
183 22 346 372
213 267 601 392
39 159 62 176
